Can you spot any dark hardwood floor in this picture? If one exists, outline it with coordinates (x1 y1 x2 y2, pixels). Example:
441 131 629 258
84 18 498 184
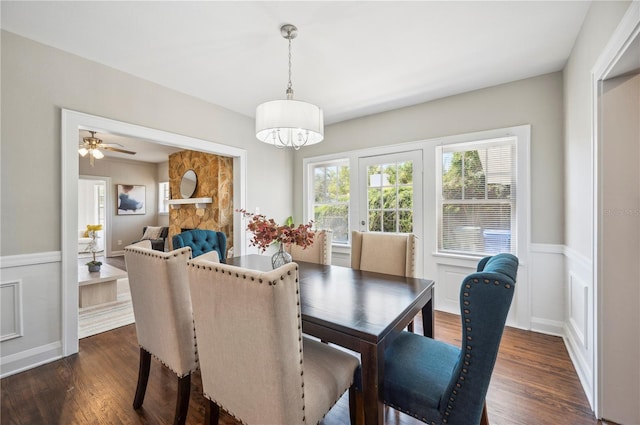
1 312 604 425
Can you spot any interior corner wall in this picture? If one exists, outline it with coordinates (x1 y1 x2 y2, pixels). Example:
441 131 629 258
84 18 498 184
168 150 234 248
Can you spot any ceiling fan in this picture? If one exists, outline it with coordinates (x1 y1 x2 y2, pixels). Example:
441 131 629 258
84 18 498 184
78 131 136 166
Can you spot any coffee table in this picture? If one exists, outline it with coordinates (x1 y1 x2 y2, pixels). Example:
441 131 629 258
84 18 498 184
78 263 128 308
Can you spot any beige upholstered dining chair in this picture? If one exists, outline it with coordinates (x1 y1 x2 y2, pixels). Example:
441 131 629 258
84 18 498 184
187 261 361 425
351 230 418 331
124 242 198 425
288 229 333 265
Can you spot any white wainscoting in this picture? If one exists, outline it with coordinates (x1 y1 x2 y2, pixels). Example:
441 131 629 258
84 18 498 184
529 244 566 336
1 279 24 341
563 246 594 410
0 252 63 378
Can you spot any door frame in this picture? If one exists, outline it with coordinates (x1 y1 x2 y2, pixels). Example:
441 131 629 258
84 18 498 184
591 2 640 418
61 109 247 356
357 149 424 235
78 175 112 258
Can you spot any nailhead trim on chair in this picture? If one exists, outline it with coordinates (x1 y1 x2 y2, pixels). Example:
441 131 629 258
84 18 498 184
126 246 197 378
383 272 515 425
438 276 514 424
187 262 310 423
188 261 355 424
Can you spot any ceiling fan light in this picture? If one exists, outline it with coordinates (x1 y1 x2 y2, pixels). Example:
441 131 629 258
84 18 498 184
92 149 104 159
78 147 88 156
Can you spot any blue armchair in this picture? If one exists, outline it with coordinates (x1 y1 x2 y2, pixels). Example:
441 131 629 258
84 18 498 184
172 229 227 262
382 253 519 425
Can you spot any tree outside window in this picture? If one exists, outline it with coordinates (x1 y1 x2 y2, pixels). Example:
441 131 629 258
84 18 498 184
439 139 515 255
367 161 414 233
312 161 350 243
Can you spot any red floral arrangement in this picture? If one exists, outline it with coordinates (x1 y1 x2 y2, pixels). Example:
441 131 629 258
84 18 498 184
237 209 315 253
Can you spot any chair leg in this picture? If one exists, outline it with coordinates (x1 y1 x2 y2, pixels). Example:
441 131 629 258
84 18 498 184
480 401 490 425
407 319 414 333
204 399 220 425
133 348 151 409
348 385 363 425
173 373 191 425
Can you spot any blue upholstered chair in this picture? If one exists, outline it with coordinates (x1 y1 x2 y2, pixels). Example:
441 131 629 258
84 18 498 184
382 253 519 425
172 229 227 261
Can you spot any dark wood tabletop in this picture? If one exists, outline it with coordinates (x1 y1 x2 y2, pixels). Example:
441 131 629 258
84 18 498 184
225 254 435 425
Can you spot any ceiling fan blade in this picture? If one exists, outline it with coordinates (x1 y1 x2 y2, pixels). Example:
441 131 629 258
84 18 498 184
102 146 137 155
100 142 124 148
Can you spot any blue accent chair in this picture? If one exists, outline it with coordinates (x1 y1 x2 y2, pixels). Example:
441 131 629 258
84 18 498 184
172 229 227 262
382 253 519 425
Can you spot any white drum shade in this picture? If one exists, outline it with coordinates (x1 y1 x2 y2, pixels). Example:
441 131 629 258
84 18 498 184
256 99 324 148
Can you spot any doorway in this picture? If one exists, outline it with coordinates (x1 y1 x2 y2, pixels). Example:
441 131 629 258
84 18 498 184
592 3 640 422
78 176 110 258
61 110 248 356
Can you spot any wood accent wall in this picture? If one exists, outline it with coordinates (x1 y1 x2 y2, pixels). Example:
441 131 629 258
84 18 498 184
168 150 233 251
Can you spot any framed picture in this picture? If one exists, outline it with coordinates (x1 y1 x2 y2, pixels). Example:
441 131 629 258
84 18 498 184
117 184 146 215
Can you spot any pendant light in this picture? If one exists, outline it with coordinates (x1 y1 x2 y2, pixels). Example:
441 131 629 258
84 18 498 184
255 24 324 150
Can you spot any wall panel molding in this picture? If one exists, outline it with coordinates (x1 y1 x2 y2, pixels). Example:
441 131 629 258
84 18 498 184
0 280 24 341
0 251 61 269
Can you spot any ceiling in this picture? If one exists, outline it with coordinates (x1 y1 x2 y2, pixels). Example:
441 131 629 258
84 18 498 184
3 1 592 161
78 130 183 163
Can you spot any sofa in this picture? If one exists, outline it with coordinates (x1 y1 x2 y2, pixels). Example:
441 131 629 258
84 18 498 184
138 226 169 251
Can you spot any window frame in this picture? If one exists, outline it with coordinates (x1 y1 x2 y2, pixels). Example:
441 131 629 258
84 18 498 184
158 181 170 215
305 158 351 245
435 136 517 256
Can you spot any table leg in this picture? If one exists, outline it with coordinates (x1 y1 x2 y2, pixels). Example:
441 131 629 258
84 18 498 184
360 342 384 425
422 289 434 338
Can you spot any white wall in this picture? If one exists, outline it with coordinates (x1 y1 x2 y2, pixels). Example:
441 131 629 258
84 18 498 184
0 30 292 376
562 0 632 412
77 179 97 230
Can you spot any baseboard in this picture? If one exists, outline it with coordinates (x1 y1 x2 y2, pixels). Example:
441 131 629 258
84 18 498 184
0 341 62 378
109 250 125 257
530 316 564 337
563 324 594 410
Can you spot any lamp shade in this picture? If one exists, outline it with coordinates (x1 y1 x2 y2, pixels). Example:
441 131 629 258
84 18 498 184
256 99 324 148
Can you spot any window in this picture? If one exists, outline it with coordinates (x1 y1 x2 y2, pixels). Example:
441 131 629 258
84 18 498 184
310 160 350 244
437 137 516 255
95 183 105 227
158 181 169 214
365 159 415 233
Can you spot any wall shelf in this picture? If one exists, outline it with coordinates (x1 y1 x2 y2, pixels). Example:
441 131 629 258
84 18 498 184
168 197 212 209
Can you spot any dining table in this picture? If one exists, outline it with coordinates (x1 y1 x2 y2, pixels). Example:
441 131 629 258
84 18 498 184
225 254 435 425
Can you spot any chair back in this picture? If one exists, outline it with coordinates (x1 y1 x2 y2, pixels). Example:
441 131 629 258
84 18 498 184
124 244 197 377
188 261 307 424
351 231 416 277
288 229 333 265
172 229 226 260
440 253 519 424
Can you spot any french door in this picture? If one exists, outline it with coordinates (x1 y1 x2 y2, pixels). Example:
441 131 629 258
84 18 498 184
357 150 423 273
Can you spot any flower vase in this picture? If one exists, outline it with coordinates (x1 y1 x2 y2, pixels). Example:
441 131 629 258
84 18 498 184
271 243 292 269
88 264 101 272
